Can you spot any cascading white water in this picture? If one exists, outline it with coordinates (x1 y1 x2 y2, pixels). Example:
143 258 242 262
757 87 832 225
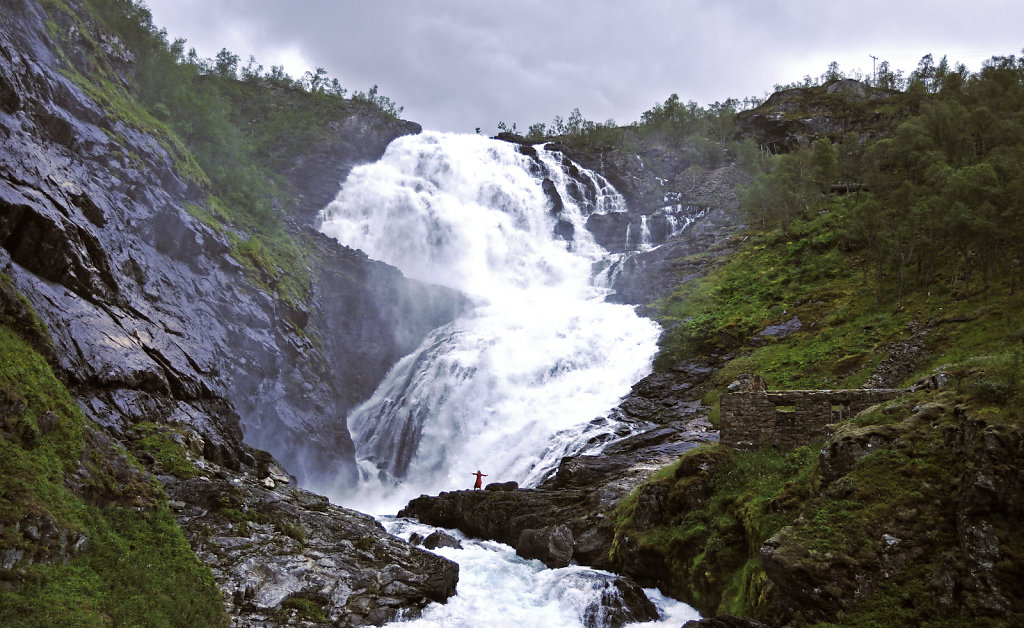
381 518 700 628
317 131 661 512
317 131 701 626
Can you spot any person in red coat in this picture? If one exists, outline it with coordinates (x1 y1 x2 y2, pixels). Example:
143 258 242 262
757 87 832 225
471 470 487 489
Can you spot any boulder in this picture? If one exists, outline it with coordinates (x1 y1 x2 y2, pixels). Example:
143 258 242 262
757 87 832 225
632 480 671 531
516 524 574 568
758 316 802 338
484 481 519 491
568 572 659 628
542 177 564 215
422 530 462 550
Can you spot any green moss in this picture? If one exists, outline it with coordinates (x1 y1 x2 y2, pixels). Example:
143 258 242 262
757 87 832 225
214 495 269 528
653 205 905 383
2 505 226 627
277 595 329 624
611 444 818 617
0 325 227 626
275 520 306 543
134 422 201 478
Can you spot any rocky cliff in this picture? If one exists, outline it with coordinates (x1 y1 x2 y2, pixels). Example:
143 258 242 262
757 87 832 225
735 78 900 151
0 0 462 623
493 129 746 310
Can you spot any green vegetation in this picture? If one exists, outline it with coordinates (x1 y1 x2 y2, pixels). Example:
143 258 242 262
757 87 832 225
276 520 307 543
134 422 202 478
613 388 1023 623
615 53 1024 625
611 445 818 617
741 54 1024 307
505 92 754 170
39 0 408 308
804 390 1021 628
655 53 1024 392
0 289 226 626
276 595 329 624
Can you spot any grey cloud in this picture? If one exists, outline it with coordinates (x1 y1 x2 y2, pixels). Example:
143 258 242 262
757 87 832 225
145 0 1024 132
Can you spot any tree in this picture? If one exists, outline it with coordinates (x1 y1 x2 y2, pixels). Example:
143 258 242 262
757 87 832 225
944 162 1000 293
328 78 347 97
353 85 404 117
836 132 866 186
809 138 837 195
565 108 585 135
550 115 565 135
886 180 923 307
912 53 936 92
841 195 889 297
707 99 738 146
240 55 263 82
822 60 844 83
875 60 905 91
526 122 547 141
213 48 239 78
303 67 329 93
735 138 765 175
740 151 812 236
264 65 298 88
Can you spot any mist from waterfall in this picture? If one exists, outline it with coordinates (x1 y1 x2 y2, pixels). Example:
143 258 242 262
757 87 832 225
318 131 660 513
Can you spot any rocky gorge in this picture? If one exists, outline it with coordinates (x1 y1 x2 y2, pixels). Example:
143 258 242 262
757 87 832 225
2 1 1024 626
0 0 731 623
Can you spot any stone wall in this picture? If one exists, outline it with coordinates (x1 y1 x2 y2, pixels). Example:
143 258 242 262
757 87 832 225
720 375 904 449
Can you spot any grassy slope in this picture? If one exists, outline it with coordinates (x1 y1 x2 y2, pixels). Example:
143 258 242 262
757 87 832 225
0 277 227 627
612 199 1024 624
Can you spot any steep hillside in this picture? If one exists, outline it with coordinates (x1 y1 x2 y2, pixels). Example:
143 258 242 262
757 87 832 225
611 208 1024 626
610 69 1024 626
0 0 461 623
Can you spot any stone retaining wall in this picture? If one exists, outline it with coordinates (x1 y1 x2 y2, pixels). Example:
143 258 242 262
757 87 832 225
720 375 904 449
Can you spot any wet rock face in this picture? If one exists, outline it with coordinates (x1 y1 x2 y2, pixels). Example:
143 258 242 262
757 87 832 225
1 2 462 622
0 0 462 489
554 140 746 307
280 103 421 226
585 212 631 251
164 471 458 626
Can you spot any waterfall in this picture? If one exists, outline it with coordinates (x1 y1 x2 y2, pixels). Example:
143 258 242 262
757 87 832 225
624 216 652 252
318 132 661 512
640 215 652 250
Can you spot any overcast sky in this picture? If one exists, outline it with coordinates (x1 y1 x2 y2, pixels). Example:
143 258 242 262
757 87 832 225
144 0 1023 133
